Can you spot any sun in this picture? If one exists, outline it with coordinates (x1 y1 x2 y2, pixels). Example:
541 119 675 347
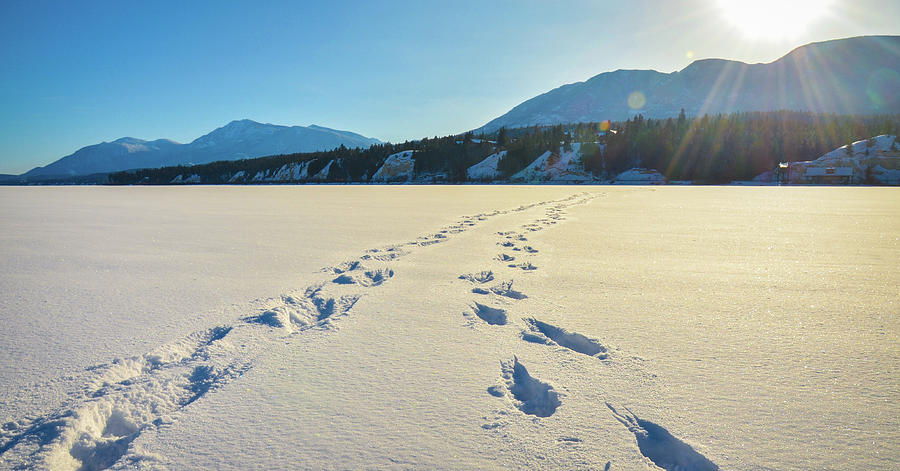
717 0 834 39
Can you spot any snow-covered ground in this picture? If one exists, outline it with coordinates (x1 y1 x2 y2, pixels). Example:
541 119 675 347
1 186 897 470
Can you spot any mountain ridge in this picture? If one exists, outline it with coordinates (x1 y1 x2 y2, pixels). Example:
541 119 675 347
21 120 381 180
477 35 900 133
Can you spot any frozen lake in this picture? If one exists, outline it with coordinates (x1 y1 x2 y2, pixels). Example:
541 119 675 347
1 185 897 470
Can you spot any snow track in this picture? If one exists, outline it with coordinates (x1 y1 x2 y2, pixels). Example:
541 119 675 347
460 195 719 469
1 192 604 470
1 190 723 470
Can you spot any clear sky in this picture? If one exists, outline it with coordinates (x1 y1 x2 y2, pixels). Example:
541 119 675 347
1 0 898 174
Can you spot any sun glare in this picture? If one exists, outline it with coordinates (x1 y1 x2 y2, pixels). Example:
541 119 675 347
717 0 834 39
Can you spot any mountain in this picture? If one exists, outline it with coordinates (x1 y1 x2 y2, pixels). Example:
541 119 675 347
21 138 182 179
20 120 381 180
478 35 900 132
183 120 380 163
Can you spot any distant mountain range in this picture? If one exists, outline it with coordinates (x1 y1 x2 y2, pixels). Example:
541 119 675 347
478 35 900 132
16 120 381 180
8 35 899 184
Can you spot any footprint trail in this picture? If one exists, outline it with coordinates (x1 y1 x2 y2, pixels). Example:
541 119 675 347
1 192 598 470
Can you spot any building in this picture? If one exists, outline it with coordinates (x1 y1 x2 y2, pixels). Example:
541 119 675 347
804 167 853 184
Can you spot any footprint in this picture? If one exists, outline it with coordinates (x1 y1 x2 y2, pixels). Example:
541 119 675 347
472 280 527 300
496 253 515 262
459 271 494 283
84 325 235 393
467 302 508 326
606 403 719 471
306 287 361 322
326 260 364 274
2 334 250 471
508 262 537 271
245 288 360 329
522 318 608 359
333 267 394 287
489 357 561 418
362 247 408 261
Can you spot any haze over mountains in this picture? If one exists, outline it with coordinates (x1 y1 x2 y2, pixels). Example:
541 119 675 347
19 120 381 179
478 35 900 132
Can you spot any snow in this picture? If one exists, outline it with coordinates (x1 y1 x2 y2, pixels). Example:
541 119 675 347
466 151 506 181
1 186 898 470
169 174 201 184
758 135 900 184
372 151 416 182
311 159 336 180
510 144 594 182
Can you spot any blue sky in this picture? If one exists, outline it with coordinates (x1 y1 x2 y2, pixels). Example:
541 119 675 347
1 0 898 174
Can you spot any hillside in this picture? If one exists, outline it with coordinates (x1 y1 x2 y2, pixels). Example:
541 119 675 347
479 36 900 132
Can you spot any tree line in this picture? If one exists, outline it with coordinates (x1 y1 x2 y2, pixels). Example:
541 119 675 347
108 111 898 185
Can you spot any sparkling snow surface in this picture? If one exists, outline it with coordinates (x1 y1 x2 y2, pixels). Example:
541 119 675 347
1 186 897 470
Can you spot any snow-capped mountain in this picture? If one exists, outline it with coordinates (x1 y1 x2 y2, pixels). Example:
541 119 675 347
478 35 900 132
21 120 381 179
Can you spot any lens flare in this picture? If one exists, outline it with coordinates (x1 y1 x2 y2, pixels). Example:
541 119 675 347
627 91 646 110
866 68 900 109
